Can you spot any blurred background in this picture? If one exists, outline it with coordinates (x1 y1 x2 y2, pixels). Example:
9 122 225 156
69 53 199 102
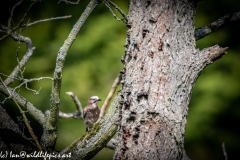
0 0 239 159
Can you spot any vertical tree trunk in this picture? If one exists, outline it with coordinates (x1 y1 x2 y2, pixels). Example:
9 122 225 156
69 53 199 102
115 0 197 159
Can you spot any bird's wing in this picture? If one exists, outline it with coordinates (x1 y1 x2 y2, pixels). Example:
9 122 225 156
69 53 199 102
83 108 87 119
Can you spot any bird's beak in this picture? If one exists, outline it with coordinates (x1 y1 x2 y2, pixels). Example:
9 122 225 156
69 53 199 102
94 98 101 103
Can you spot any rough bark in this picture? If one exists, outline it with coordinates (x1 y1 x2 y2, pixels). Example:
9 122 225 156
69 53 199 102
114 0 227 159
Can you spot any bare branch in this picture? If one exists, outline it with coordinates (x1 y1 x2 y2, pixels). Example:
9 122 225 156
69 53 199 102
4 35 35 85
8 0 24 29
44 0 101 150
222 142 228 160
66 92 83 117
24 15 72 27
0 77 42 151
58 0 80 5
102 0 128 23
192 45 228 77
0 83 46 127
11 77 53 95
100 73 122 118
45 92 82 119
195 12 240 41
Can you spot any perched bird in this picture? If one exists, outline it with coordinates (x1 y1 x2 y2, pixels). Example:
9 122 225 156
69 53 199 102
83 96 101 132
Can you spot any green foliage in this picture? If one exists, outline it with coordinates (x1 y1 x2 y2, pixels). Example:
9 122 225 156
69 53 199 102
185 1 240 159
0 0 240 159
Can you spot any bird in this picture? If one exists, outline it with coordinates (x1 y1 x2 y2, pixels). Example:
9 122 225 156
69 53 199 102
83 96 101 132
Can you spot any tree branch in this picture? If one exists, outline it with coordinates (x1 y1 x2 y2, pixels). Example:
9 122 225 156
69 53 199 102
192 45 228 76
43 0 101 150
195 12 240 41
66 92 83 118
58 0 81 5
24 15 72 28
0 84 46 127
222 142 228 160
100 72 122 118
4 35 35 85
102 0 128 23
8 0 24 29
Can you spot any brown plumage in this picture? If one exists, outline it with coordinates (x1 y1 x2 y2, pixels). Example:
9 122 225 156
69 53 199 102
83 96 101 132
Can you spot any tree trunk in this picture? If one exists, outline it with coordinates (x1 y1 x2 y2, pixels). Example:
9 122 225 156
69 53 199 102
114 0 226 159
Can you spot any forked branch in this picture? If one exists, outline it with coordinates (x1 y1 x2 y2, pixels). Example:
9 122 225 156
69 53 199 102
43 0 101 150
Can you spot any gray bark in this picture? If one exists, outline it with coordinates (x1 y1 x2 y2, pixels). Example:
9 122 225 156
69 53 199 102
114 0 226 159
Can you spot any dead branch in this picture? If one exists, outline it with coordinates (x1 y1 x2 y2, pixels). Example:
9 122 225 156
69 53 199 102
24 15 72 27
102 0 128 23
44 0 101 150
195 12 240 41
8 0 24 29
0 84 46 127
222 142 228 160
100 72 122 118
66 92 83 117
12 77 53 95
58 0 81 5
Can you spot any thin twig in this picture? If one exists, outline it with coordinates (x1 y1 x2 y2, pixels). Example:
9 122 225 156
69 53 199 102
222 142 228 160
195 12 240 41
4 35 35 85
12 77 53 94
0 83 46 127
24 15 72 27
102 0 128 23
8 0 24 29
45 92 82 119
100 72 122 118
66 92 83 118
58 0 80 5
0 77 43 152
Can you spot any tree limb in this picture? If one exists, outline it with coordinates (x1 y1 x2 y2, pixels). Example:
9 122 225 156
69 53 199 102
8 0 24 29
102 0 128 23
192 45 228 76
222 142 228 160
58 0 81 5
195 12 240 41
24 15 72 28
4 34 35 85
0 84 46 127
100 72 122 118
43 0 101 150
66 92 83 118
